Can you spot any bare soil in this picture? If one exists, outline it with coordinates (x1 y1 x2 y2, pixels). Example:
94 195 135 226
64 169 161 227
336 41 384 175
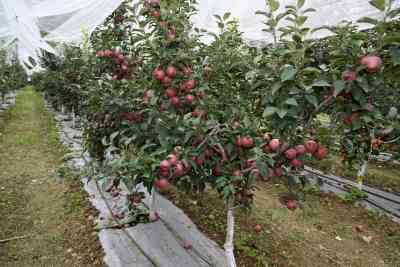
166 180 400 267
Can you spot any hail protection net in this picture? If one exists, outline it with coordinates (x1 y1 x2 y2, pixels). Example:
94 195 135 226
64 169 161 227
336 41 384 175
0 0 399 71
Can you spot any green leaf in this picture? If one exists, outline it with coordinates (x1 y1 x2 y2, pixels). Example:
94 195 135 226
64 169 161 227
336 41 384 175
223 12 231 20
333 80 345 96
305 95 318 107
390 47 400 65
268 0 280 12
312 80 331 87
277 109 288 118
280 65 298 81
357 17 379 25
263 106 278 117
369 0 385 11
302 67 321 74
271 82 282 95
297 0 305 9
285 98 298 106
302 8 316 14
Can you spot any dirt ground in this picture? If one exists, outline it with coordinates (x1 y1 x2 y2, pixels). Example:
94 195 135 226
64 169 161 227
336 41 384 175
0 88 105 267
166 180 400 267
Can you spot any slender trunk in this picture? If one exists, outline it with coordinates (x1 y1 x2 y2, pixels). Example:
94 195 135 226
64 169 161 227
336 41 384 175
357 160 368 190
72 106 76 128
61 104 65 114
224 197 237 267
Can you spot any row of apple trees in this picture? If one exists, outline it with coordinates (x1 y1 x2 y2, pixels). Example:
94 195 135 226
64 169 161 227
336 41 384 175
32 0 400 266
0 50 26 103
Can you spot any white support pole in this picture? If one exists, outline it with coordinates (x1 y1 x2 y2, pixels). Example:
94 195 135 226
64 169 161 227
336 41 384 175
224 197 237 267
149 187 158 220
357 160 368 190
72 106 76 128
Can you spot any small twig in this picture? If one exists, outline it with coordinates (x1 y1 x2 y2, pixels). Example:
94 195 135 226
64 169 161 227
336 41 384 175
0 234 33 244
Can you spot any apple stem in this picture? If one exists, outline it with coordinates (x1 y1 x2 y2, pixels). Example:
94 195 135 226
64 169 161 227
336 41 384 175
150 187 158 217
357 160 368 190
224 197 237 267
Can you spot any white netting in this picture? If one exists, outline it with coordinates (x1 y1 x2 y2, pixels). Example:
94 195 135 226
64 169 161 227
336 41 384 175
0 0 398 70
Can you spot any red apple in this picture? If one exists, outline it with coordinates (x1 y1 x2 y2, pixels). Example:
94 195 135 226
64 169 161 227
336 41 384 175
284 148 297 160
170 97 181 108
290 159 302 168
269 139 280 151
295 145 306 155
360 55 383 73
166 65 177 78
162 76 172 87
167 154 178 166
160 160 170 171
152 67 165 81
255 224 262 233
155 178 170 191
286 200 298 211
165 88 177 98
314 145 328 160
274 167 283 177
185 94 195 104
342 70 357 81
241 136 254 149
305 140 318 154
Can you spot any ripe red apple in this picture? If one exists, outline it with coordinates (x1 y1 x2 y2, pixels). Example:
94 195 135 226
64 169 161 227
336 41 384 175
160 160 170 171
212 165 222 176
165 88 177 98
96 50 105 57
342 70 357 81
241 136 254 149
155 178 170 191
173 163 185 177
305 140 318 154
160 170 169 178
152 67 165 81
314 145 328 160
295 145 306 155
284 148 297 160
263 144 273 154
162 76 172 87
149 212 160 222
290 159 302 168
360 55 383 73
121 64 129 72
195 156 205 166
269 139 280 151
204 149 214 159
151 10 161 18
255 224 262 233
286 200 298 211
184 79 196 91
104 49 113 57
274 167 283 177
166 65 177 78
185 94 195 104
170 97 181 108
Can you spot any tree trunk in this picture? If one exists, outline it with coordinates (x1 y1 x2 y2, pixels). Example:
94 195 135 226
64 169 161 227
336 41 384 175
224 197 237 267
357 160 368 190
